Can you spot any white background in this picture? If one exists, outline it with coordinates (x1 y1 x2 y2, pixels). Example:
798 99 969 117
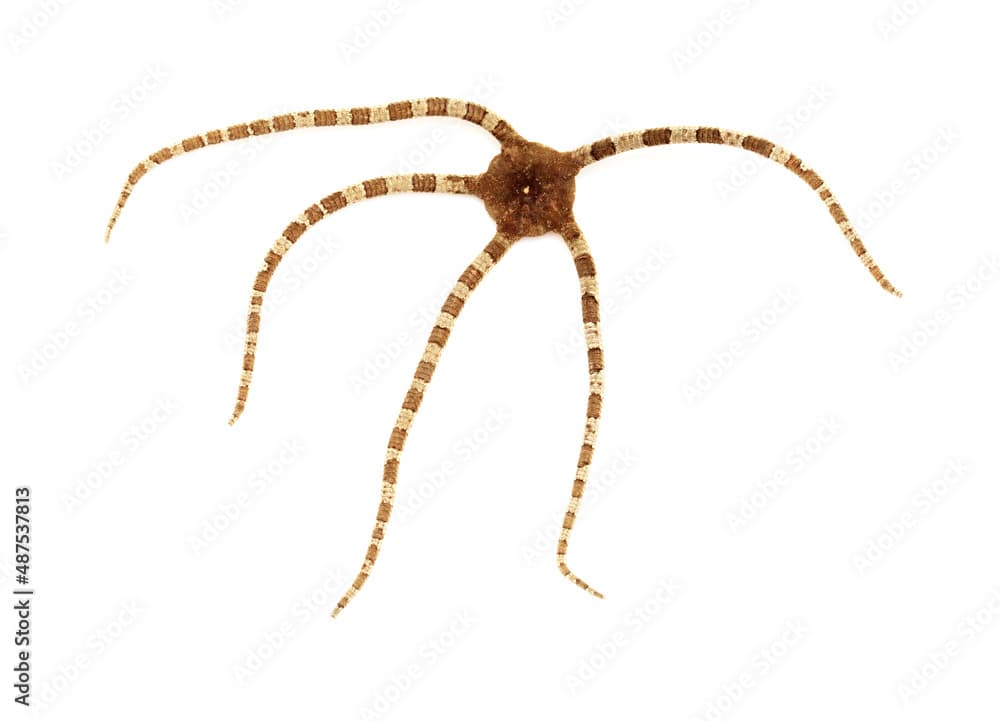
2 0 998 718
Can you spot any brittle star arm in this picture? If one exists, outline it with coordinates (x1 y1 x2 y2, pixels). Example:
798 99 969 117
570 127 902 297
104 98 523 242
332 231 515 618
230 173 477 424
557 220 605 599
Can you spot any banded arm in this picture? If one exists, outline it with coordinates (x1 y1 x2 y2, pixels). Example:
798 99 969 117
230 173 477 424
557 220 605 599
105 97 522 241
571 127 901 297
332 232 515 618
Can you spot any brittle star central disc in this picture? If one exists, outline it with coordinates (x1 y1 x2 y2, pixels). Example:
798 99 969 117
475 140 580 238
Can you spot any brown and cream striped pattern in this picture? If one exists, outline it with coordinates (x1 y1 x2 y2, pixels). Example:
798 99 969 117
107 98 903 620
229 173 476 425
332 232 514 618
104 98 521 243
557 221 604 599
572 127 901 297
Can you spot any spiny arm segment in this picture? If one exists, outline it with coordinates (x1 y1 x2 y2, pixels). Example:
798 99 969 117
229 173 478 425
331 232 515 618
557 220 605 599
572 128 901 297
105 98 521 242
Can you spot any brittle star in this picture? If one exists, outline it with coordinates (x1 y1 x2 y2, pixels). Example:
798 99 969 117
105 97 901 618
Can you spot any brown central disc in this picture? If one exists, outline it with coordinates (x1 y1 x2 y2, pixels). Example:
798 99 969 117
474 140 581 238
